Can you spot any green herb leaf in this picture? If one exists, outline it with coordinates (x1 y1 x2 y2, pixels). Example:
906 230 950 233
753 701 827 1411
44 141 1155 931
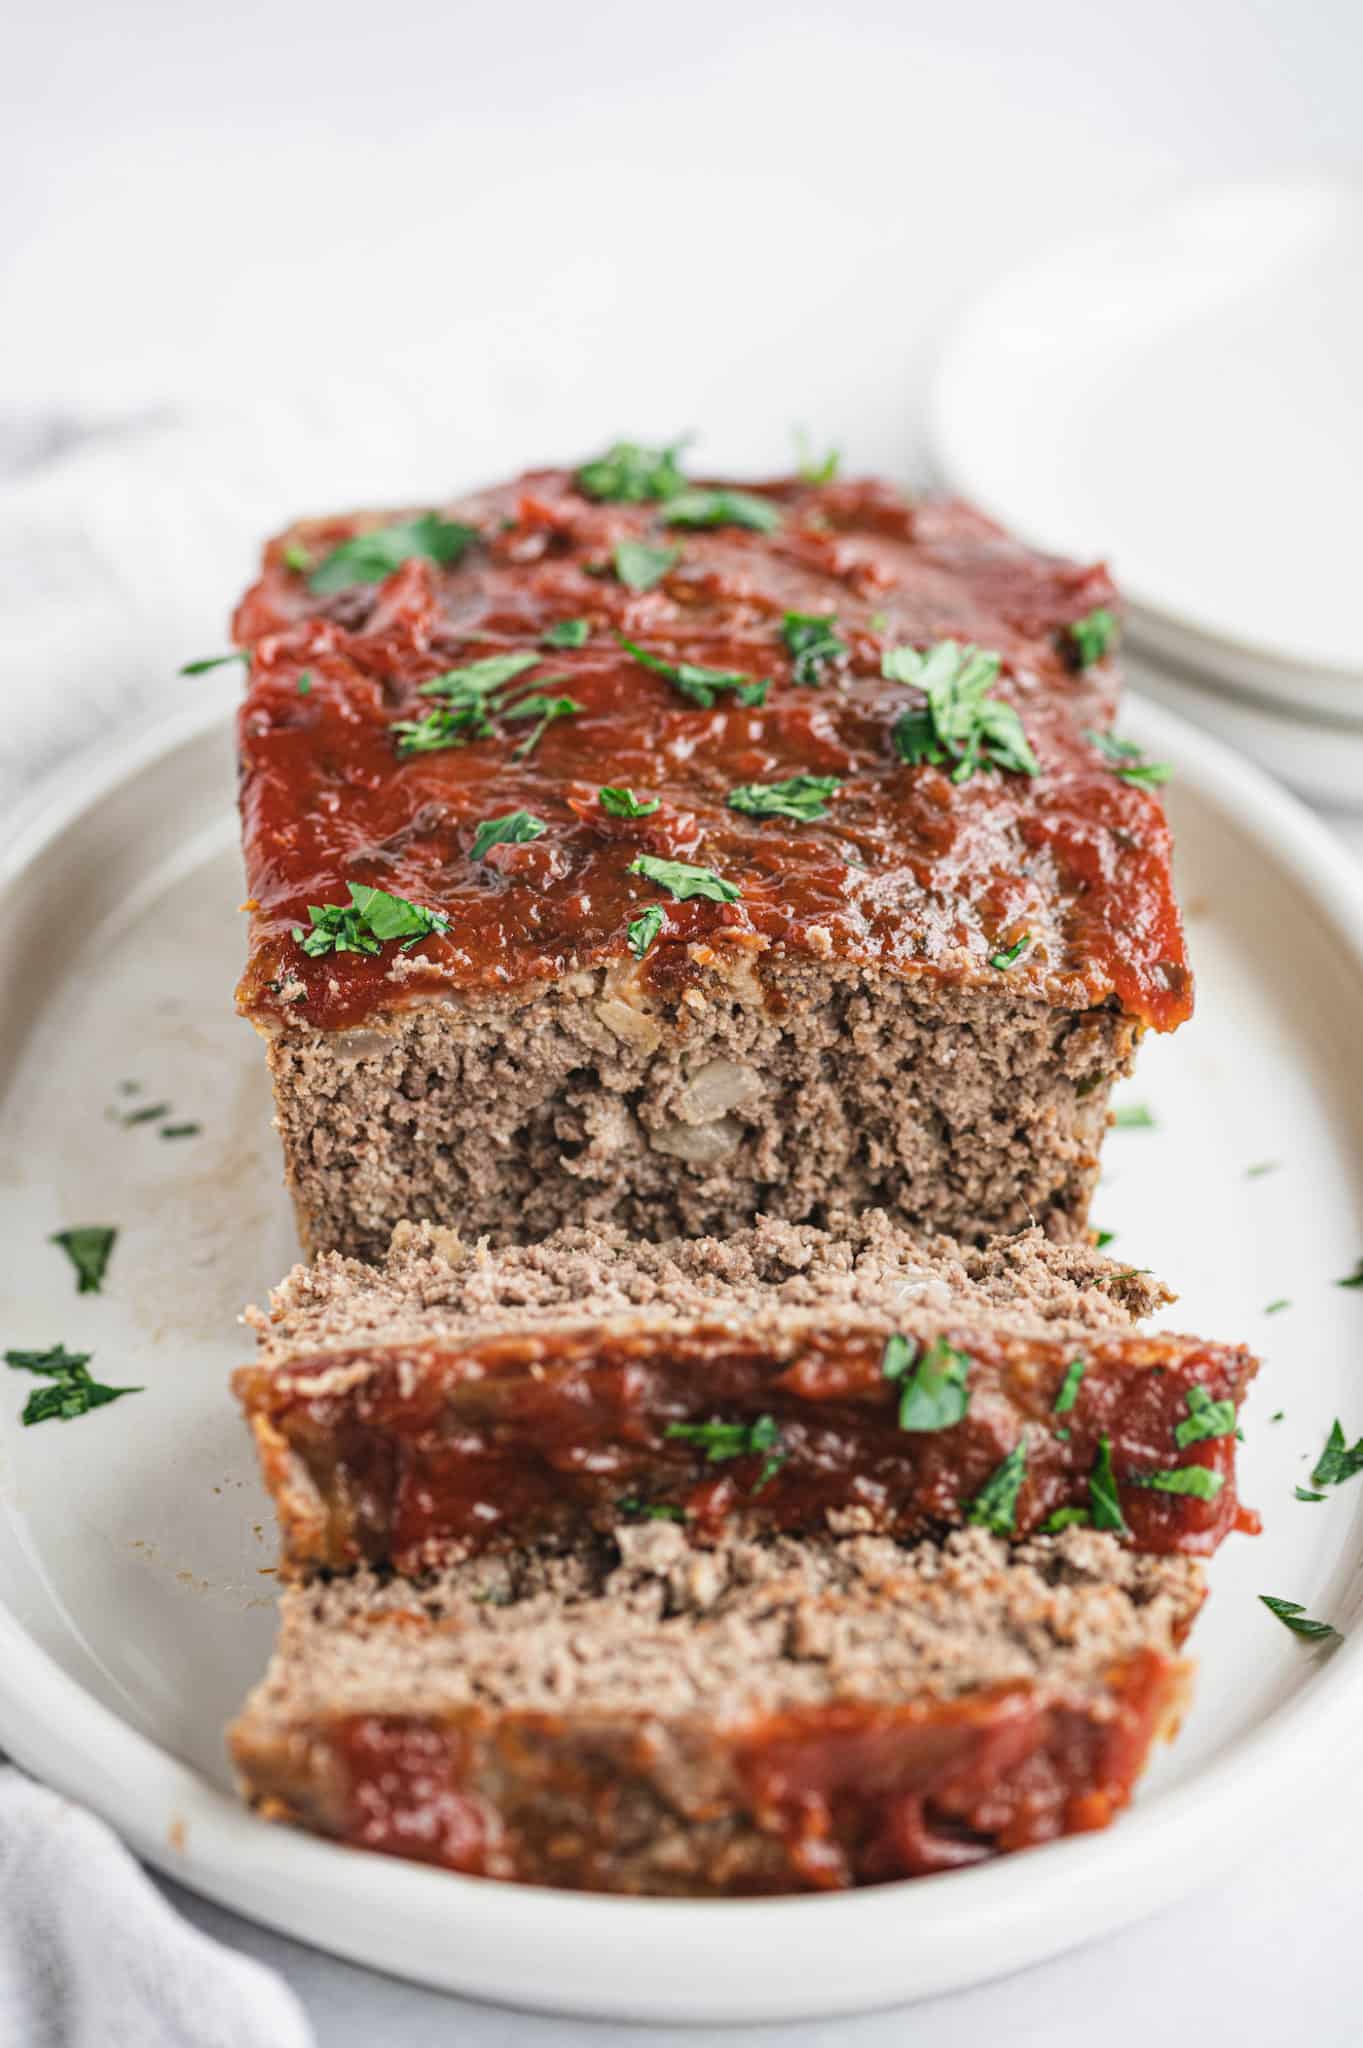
661 488 781 534
616 1497 686 1522
1295 1487 1327 1502
576 441 688 503
1113 1103 1155 1129
6 1344 139 1426
1246 1160 1279 1179
1039 1505 1092 1534
1131 1465 1225 1500
884 640 1039 782
627 855 740 904
282 542 313 574
1095 1229 1116 1249
989 934 1031 971
794 432 840 486
617 635 766 709
1311 1419 1363 1488
727 774 841 823
296 672 313 696
780 611 845 687
50 1227 116 1295
627 904 666 959
664 1413 787 1492
891 1335 971 1433
1053 1357 1086 1415
5 1344 92 1375
419 653 541 700
308 513 478 594
1086 729 1171 789
613 539 681 592
1175 1385 1238 1449
1259 1594 1340 1643
390 707 484 755
1337 1259 1363 1289
599 786 660 818
392 652 546 752
1068 608 1119 668
159 1122 201 1140
966 1440 1028 1535
293 882 450 957
1265 1298 1291 1315
122 1102 170 1126
543 619 590 648
470 811 548 862
179 651 249 676
502 692 582 759
880 1334 917 1382
1089 1434 1128 1533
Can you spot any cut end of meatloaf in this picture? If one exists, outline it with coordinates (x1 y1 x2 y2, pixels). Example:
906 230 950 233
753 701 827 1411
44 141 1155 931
233 465 1190 1257
229 1523 1202 1895
235 1216 1257 1573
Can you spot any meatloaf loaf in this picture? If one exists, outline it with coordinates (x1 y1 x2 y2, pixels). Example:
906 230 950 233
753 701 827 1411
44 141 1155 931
232 448 1191 1259
237 1214 1256 1574
229 1520 1203 1894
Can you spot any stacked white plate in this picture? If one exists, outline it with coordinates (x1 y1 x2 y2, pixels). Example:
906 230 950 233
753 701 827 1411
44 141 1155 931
929 177 1363 810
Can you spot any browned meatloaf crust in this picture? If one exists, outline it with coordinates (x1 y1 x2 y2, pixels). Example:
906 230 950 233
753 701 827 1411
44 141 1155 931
231 457 1191 1259
229 1522 1202 1895
237 1215 1256 1573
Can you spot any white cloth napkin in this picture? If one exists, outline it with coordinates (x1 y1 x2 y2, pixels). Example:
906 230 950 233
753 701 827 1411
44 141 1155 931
0 1768 312 2048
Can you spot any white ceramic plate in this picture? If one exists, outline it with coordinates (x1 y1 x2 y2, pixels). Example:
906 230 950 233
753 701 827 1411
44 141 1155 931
929 178 1363 722
2 694 1363 2022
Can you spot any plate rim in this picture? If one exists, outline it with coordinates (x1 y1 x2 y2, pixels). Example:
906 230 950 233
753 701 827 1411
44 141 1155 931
3 690 1363 2020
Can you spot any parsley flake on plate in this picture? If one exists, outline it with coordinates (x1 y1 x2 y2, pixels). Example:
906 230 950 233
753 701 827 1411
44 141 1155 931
1310 1419 1363 1488
1336 1258 1363 1289
179 650 249 677
627 855 740 904
293 883 450 956
1112 1102 1156 1129
308 513 478 594
884 640 1039 782
1259 1595 1340 1643
5 1344 140 1427
727 774 841 823
794 431 840 485
50 1227 117 1295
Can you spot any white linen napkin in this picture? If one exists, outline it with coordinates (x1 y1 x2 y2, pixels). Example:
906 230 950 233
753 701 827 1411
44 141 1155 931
0 1768 312 2048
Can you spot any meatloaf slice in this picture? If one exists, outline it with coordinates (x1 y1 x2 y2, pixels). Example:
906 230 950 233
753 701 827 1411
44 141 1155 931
229 1522 1203 1895
236 1215 1257 1573
232 458 1191 1259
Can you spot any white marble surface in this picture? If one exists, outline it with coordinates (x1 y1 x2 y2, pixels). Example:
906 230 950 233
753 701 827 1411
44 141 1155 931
6 0 1363 2038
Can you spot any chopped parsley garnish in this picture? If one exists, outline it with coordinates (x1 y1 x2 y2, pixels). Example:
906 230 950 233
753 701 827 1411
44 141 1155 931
727 775 841 823
989 934 1031 971
281 542 313 574
613 539 681 592
884 640 1039 782
627 904 666 959
308 513 478 594
543 618 590 648
1259 1595 1340 1643
1089 1434 1128 1533
617 635 767 709
502 692 581 758
293 882 450 956
1246 1160 1280 1179
1039 1506 1092 1534
1131 1465 1225 1501
616 1497 686 1522
628 855 740 903
1053 1357 1086 1415
966 1441 1028 1535
470 811 548 861
1113 1103 1155 1129
665 1413 787 1491
1175 1385 1238 1449
123 1102 171 1126
661 488 780 534
5 1345 141 1427
1310 1419 1363 1488
421 652 541 700
780 611 845 687
296 672 313 696
1086 729 1171 790
50 1227 116 1295
160 1122 201 1140
1265 1298 1291 1315
1295 1487 1327 1503
576 440 688 503
1336 1259 1363 1289
794 432 840 486
392 653 545 754
1067 608 1119 668
599 786 660 818
883 1334 971 1432
1095 1229 1116 1249
179 651 249 676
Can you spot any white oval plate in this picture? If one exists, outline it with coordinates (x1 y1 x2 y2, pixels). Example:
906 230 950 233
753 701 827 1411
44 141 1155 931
929 178 1363 722
1 695 1362 2022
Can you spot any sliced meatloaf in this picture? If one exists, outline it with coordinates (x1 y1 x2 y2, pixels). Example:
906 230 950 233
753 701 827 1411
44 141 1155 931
229 1521 1203 1895
236 1215 1257 1573
232 453 1191 1259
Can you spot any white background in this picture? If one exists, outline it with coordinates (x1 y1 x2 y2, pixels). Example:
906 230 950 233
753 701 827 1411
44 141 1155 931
6 1 1363 2041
